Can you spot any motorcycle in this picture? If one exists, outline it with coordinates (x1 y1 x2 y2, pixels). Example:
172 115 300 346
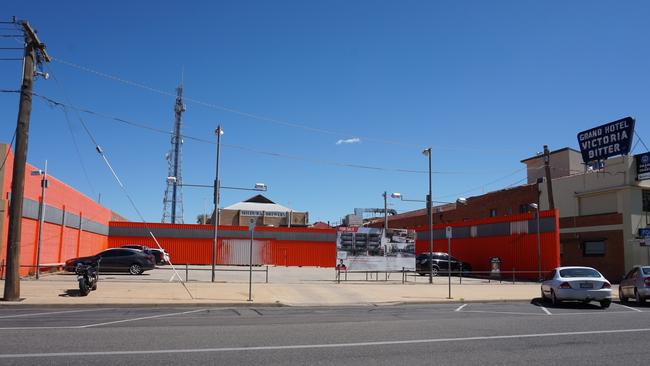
75 261 98 296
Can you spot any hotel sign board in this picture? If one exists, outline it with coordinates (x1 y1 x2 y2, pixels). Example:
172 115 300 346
636 152 650 181
577 117 635 163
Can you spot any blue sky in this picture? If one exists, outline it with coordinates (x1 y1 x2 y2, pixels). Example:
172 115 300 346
1 1 649 224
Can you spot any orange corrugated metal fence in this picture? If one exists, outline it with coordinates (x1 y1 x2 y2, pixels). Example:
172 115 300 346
107 223 337 267
1 146 113 276
415 210 561 280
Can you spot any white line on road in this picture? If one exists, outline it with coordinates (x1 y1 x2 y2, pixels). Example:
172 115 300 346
616 304 643 313
0 308 113 319
454 304 467 312
2 327 650 359
461 310 546 316
540 306 552 315
78 308 207 328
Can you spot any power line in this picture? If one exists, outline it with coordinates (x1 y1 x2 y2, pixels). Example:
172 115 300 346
51 56 521 153
33 93 518 176
0 130 16 173
635 131 650 153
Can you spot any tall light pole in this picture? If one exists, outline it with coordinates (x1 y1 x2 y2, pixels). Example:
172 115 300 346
212 126 223 283
423 147 433 284
530 203 541 281
31 161 48 280
382 191 388 232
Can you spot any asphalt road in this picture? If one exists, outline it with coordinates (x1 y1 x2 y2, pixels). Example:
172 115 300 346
0 300 648 365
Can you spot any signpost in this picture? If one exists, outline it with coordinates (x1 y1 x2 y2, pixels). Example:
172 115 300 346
247 218 255 302
638 228 650 265
577 116 635 163
446 226 452 299
635 152 650 181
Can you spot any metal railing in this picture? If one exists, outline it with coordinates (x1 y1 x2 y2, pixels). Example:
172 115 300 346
152 264 270 283
335 267 544 284
0 260 270 283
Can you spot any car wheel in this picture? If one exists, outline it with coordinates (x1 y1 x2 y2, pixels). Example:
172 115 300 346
431 266 439 277
636 289 646 305
619 287 627 303
551 290 559 306
129 264 143 275
600 299 611 309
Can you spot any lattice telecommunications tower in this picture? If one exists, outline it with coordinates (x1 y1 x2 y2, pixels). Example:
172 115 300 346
162 83 186 223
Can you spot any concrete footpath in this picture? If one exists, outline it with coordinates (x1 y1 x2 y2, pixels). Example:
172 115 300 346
0 278 543 307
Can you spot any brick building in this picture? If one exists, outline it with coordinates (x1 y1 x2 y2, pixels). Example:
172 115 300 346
370 147 650 281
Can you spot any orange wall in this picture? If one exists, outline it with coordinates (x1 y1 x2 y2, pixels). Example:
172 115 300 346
107 223 337 267
415 210 561 280
1 145 113 276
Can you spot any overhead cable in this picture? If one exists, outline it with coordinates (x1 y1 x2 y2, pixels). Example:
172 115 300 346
51 56 521 153
33 93 518 176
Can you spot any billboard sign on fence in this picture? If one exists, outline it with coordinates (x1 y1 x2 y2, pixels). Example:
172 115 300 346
336 227 415 270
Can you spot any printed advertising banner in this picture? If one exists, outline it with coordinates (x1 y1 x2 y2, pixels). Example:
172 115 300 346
336 227 416 270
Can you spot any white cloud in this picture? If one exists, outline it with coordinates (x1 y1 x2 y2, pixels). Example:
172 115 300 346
336 137 361 145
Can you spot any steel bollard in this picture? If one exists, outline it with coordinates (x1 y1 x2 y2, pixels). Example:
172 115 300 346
185 263 189 282
513 268 516 284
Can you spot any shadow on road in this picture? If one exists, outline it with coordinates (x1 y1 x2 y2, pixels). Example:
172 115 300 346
529 297 603 310
59 289 83 297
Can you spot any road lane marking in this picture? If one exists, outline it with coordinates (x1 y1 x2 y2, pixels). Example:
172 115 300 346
454 304 467 312
616 304 643 313
460 310 545 316
540 306 552 315
0 308 113 319
2 327 650 359
78 308 206 328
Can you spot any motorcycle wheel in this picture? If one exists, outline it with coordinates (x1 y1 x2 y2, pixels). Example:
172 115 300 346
78 279 90 296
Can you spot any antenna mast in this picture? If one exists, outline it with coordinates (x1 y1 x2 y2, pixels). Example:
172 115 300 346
162 79 186 223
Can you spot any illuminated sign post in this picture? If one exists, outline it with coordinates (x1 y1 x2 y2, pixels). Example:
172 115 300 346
577 117 635 163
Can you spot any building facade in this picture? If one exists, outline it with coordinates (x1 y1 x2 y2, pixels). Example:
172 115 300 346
215 194 309 227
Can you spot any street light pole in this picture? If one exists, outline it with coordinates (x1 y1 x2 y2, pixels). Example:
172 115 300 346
383 191 388 232
423 148 433 284
212 126 222 283
34 160 48 280
530 203 541 282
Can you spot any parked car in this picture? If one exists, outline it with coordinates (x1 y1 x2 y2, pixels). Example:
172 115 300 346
121 244 170 265
65 248 156 275
619 265 650 305
541 266 612 308
415 252 472 276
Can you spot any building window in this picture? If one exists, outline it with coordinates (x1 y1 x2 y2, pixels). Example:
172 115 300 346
519 204 530 214
583 241 605 256
643 190 650 212
489 208 497 217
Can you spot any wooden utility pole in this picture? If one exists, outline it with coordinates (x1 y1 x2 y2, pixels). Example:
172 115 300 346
543 145 555 211
3 21 49 301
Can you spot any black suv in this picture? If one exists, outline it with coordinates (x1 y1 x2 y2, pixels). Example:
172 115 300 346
416 252 472 276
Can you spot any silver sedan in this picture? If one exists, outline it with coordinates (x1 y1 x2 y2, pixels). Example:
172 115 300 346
541 266 612 308
619 265 650 305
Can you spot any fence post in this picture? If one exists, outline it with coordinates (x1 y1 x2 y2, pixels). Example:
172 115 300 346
265 265 269 283
185 263 189 282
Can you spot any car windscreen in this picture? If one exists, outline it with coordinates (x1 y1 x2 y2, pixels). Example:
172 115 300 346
559 268 601 278
643 267 650 275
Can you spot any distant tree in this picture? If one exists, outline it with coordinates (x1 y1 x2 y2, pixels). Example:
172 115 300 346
196 214 210 224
